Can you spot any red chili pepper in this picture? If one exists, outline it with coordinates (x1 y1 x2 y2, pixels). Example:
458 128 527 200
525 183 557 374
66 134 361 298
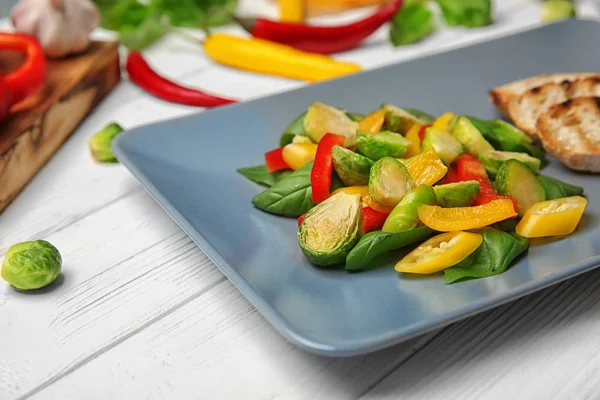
298 213 306 227
362 206 389 234
126 52 237 108
265 147 290 172
418 124 431 142
0 33 47 122
311 133 347 203
232 0 403 54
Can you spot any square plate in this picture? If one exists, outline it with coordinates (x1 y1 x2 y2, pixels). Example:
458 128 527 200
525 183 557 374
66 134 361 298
113 20 600 357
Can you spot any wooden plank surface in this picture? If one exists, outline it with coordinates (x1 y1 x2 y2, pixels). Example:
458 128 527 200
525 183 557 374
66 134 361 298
1 1 600 399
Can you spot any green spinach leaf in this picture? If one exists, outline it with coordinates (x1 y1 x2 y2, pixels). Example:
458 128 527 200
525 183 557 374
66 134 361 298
538 175 584 200
389 2 436 47
434 0 492 28
279 112 308 147
237 165 292 187
405 108 435 124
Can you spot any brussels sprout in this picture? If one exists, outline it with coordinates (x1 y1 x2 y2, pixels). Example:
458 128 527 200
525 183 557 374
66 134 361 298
356 131 411 160
452 116 495 157
1 240 62 290
382 185 437 233
496 159 546 216
304 102 358 146
479 150 541 177
369 157 414 207
542 0 576 23
405 108 435 124
332 145 374 186
421 127 464 164
382 104 429 134
434 180 480 207
89 122 124 163
292 135 313 144
297 192 363 266
538 175 584 200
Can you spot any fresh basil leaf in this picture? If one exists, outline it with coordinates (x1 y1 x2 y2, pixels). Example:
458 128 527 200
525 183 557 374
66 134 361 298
538 175 584 200
96 0 150 31
118 13 169 51
279 112 308 147
434 0 492 28
252 162 314 217
492 218 519 233
405 108 435 124
389 2 436 47
237 165 292 187
346 112 365 122
444 228 529 284
345 226 434 271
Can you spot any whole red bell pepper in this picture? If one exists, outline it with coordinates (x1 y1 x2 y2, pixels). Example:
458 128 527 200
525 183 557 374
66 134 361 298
311 133 346 203
0 33 47 122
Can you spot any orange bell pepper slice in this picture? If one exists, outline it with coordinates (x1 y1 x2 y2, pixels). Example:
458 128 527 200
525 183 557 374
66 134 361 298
357 109 386 133
403 149 448 186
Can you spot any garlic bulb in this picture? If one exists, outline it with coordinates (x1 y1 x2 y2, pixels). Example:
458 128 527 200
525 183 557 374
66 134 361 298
10 0 101 59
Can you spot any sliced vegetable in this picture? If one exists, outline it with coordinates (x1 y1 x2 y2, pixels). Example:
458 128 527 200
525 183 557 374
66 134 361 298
363 194 395 214
237 165 292 187
357 109 386 133
331 185 369 199
389 2 435 46
496 159 546 216
332 145 374 186
89 122 124 163
403 149 448 186
345 226 434 271
280 111 308 147
395 231 483 274
382 185 436 233
479 150 541 177
433 0 492 28
452 116 494 157
265 147 290 172
252 161 314 217
444 228 529 284
434 180 480 208
368 157 414 208
516 196 587 238
282 143 318 170
292 135 313 144
382 104 428 134
417 199 518 232
432 112 457 132
362 206 390 234
421 127 464 164
418 124 431 142
304 102 358 146
538 175 584 200
542 0 576 23
405 108 435 124
311 133 347 203
405 123 423 157
298 192 363 266
356 131 411 160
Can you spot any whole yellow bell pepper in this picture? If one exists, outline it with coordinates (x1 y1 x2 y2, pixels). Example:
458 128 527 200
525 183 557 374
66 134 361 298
432 112 457 132
404 123 423 157
418 199 518 232
516 196 587 238
403 149 448 186
282 143 318 170
357 109 386 133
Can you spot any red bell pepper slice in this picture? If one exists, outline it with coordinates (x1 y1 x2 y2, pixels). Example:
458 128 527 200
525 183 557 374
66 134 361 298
361 206 389 234
265 147 290 172
439 165 460 185
418 124 431 142
311 133 346 203
298 213 306 227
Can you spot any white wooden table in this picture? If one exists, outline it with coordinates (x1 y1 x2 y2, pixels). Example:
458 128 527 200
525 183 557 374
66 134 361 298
2 2 600 399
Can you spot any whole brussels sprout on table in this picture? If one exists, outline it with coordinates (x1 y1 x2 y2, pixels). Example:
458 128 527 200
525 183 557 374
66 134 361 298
2 240 62 291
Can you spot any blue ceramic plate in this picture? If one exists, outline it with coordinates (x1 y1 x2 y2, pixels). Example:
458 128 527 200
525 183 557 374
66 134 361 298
113 20 600 357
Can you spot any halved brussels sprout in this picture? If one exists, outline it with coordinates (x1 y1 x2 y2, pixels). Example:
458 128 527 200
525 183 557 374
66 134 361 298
297 192 363 266
356 131 411 160
382 104 428 134
89 122 124 163
382 185 437 233
2 240 62 290
368 157 414 207
332 145 374 186
452 116 495 157
496 159 546 216
421 127 464 164
304 102 358 146
434 180 480 208
479 150 541 177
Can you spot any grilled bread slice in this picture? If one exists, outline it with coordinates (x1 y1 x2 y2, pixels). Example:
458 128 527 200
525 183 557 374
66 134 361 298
536 97 600 173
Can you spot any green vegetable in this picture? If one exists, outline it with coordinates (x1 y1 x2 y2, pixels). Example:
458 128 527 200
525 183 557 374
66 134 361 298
421 127 464 164
478 150 541 177
304 102 358 146
382 185 436 233
542 0 576 23
405 108 436 124
434 0 492 28
2 240 62 291
452 116 494 157
346 112 365 122
237 165 293 187
444 228 529 284
493 218 519 233
434 180 480 208
382 104 429 134
252 162 314 217
345 226 434 271
368 157 414 207
89 122 124 163
496 159 546 216
298 192 362 266
389 2 435 46
292 135 313 144
538 175 584 200
280 112 308 147
356 131 411 160
332 145 374 186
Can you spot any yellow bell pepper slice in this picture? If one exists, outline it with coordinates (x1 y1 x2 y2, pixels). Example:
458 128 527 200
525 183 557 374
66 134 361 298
403 149 448 186
332 185 369 201
432 112 457 131
404 123 422 157
418 199 518 232
395 231 482 274
278 0 305 22
282 143 318 170
516 196 587 238
357 109 386 134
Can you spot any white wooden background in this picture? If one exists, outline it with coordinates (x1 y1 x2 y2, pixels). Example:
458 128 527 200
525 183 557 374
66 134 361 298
2 1 600 399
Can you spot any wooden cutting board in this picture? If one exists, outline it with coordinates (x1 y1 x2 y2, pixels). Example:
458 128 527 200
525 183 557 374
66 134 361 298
0 40 121 214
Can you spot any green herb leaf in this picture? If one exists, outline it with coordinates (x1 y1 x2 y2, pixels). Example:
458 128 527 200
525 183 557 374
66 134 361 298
444 228 529 284
538 175 584 200
118 13 169 51
434 0 492 28
237 165 293 187
405 108 436 124
279 112 308 147
389 2 436 46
